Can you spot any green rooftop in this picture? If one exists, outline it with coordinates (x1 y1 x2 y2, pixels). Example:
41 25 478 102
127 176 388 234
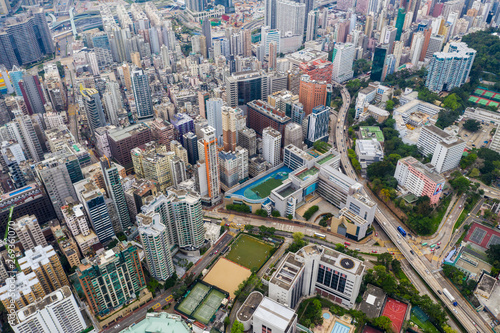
120 313 191 333
296 167 319 181
317 153 335 165
359 126 384 142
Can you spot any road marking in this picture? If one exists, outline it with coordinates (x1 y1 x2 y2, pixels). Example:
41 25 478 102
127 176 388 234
228 214 234 222
432 256 440 261
152 303 161 309
165 295 173 302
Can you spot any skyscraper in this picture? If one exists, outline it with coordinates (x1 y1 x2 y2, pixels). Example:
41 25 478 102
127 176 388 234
305 105 330 147
306 10 319 41
74 179 115 243
186 0 205 12
10 286 86 333
18 75 46 115
425 42 476 92
19 245 69 295
299 75 328 116
269 41 277 70
331 43 355 83
276 0 306 37
76 243 146 316
284 122 303 149
222 106 245 152
183 132 199 165
265 0 278 29
137 211 175 281
196 126 221 205
395 8 406 41
132 69 154 120
81 86 106 137
206 98 224 146
410 32 425 65
370 47 387 81
263 127 282 167
12 215 47 251
219 147 249 190
202 19 212 53
101 157 131 232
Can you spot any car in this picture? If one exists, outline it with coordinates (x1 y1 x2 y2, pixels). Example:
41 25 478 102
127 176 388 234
459 205 462 208
437 246 441 249
437 290 442 295
425 270 430 274
431 248 435 251
410 250 415 255
114 325 120 329
375 233 378 236
437 242 441 245
391 252 395 255
371 250 377 253
214 250 218 254
397 240 401 244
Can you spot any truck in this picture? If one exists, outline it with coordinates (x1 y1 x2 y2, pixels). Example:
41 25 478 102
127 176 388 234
314 233 326 240
397 226 407 237
442 288 458 306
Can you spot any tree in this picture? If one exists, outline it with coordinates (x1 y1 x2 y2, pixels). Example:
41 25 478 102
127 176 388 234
443 325 457 333
487 244 500 264
287 214 293 220
442 93 461 111
460 153 477 169
449 176 470 193
463 119 481 132
255 209 268 217
377 252 393 269
469 168 480 178
391 258 401 275
231 320 245 333
380 188 391 202
373 316 393 332
271 210 281 217
386 100 395 112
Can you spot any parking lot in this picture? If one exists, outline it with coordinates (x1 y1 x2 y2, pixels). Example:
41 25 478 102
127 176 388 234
456 119 495 149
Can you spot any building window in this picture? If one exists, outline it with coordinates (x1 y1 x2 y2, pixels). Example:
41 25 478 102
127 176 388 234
262 325 272 333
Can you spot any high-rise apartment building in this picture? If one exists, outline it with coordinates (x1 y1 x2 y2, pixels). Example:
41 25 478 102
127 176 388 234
149 118 175 147
131 143 175 191
425 42 476 92
247 100 291 142
222 106 245 152
19 245 69 295
0 272 45 311
131 69 154 120
299 75 328 116
107 123 152 170
14 113 44 162
331 43 355 83
101 157 131 231
196 126 221 205
284 122 303 148
137 211 175 281
238 127 257 157
81 86 106 137
19 75 46 115
10 286 86 333
305 105 330 147
219 147 249 190
61 203 90 237
139 189 205 249
206 98 224 146
264 0 278 29
76 244 146 316
306 10 319 41
12 215 47 251
74 179 115 243
263 127 282 167
201 19 212 52
276 0 306 37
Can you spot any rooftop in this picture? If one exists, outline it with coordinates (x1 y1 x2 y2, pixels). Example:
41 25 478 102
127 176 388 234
120 312 191 333
253 297 296 330
236 291 263 323
358 284 386 318
359 127 384 142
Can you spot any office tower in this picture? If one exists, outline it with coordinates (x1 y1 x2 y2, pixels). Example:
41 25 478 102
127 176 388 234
101 158 131 231
260 26 281 55
74 179 115 243
196 126 221 205
299 75 328 116
12 215 47 251
0 272 45 311
370 47 387 81
364 15 373 37
137 211 175 281
277 0 306 37
160 45 170 68
225 71 269 107
202 19 212 52
76 243 146 315
305 105 330 147
107 123 152 170
18 75 45 115
426 42 476 92
265 0 278 29
0 9 54 69
10 286 86 333
425 35 444 59
247 100 291 140
222 106 245 152
284 122 303 148
393 41 404 68
186 0 205 11
183 132 199 165
306 10 319 41
381 54 396 81
263 127 282 167
336 20 350 43
171 113 194 145
331 43 355 83
139 189 205 248
239 127 257 157
410 32 424 66
92 32 113 68
131 69 153 120
150 118 174 147
394 9 406 42
19 245 69 295
81 86 106 138
35 156 78 220
206 98 224 146
61 203 90 237
219 146 249 190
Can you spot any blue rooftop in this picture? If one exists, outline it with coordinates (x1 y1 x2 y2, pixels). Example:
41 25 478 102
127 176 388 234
8 186 32 197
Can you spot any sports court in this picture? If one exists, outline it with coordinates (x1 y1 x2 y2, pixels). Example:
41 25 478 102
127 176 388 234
192 289 225 324
203 257 251 298
381 298 408 333
465 223 500 249
225 234 273 270
232 166 292 200
177 283 209 315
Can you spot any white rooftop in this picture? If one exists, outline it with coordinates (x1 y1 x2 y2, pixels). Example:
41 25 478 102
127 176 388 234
253 297 296 330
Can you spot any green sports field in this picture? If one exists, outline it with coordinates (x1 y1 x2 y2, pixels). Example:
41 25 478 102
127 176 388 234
192 289 225 324
225 234 273 270
251 178 283 198
177 283 209 315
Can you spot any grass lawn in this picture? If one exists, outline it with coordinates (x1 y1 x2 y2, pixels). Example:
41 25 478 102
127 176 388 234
251 178 283 198
225 235 273 270
428 196 452 235
410 313 440 333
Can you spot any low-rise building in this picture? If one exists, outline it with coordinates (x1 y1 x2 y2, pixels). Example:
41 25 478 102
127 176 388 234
252 296 297 333
355 139 384 169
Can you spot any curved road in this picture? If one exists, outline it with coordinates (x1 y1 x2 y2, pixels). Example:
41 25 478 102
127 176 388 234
333 84 490 333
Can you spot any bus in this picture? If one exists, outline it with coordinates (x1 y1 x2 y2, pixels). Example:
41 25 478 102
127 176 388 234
421 242 428 246
430 244 436 248
344 242 351 246
314 233 326 240
397 226 407 237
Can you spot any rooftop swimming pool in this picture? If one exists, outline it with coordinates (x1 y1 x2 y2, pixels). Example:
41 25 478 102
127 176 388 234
331 322 350 333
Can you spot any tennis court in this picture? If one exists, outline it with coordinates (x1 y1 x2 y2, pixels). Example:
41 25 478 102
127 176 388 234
177 283 210 315
192 289 225 324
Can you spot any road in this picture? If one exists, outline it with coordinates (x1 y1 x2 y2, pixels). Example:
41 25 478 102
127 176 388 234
332 84 490 333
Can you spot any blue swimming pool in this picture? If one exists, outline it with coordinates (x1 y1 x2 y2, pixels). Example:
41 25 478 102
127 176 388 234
323 312 331 319
232 166 293 200
331 322 350 333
